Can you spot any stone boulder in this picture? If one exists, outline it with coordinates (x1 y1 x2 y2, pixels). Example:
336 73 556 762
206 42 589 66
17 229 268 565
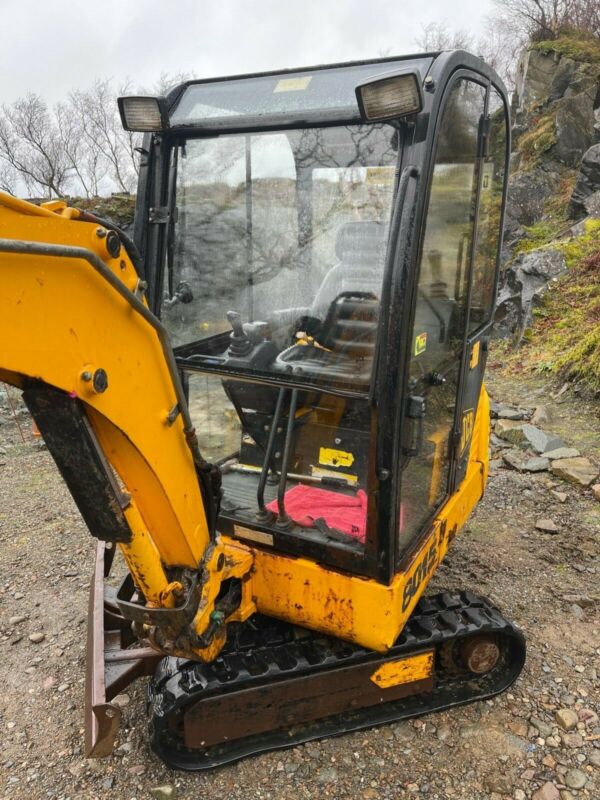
570 144 600 217
515 47 599 110
553 92 596 167
495 247 567 338
514 49 559 110
504 168 561 236
550 457 599 487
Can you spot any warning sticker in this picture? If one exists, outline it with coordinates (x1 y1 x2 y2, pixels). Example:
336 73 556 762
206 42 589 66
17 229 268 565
414 332 428 356
274 76 312 93
318 447 355 468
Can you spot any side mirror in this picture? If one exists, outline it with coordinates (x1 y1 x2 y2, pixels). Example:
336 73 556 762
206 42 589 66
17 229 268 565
355 70 423 122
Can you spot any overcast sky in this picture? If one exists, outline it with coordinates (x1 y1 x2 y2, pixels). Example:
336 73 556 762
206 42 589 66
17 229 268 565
0 0 494 104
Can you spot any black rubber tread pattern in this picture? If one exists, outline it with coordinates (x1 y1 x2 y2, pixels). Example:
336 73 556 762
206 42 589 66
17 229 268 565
148 591 526 770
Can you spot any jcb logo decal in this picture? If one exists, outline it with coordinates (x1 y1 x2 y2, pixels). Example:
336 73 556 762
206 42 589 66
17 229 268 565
460 409 475 455
402 542 438 612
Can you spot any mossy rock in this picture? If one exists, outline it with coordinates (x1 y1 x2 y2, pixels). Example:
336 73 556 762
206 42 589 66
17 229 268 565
532 34 600 64
498 219 600 393
517 114 557 166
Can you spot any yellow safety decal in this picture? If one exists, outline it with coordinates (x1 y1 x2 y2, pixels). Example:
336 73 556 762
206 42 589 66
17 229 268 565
370 650 434 688
460 408 475 455
469 340 480 369
233 525 274 547
318 447 355 468
414 332 427 356
274 76 312 93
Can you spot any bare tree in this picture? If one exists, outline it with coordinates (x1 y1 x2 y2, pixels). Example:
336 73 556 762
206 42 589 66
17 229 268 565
478 15 524 90
0 70 198 200
414 20 518 89
55 101 103 198
0 161 17 194
0 94 72 198
416 21 475 52
151 70 197 96
569 0 600 37
69 79 138 194
492 0 600 41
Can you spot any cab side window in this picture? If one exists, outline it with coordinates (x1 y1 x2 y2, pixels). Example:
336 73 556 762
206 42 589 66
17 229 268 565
409 78 486 382
468 88 508 333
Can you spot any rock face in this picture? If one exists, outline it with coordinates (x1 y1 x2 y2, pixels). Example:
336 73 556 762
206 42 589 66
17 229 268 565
570 143 600 217
554 92 596 167
514 50 559 108
495 248 567 337
504 169 561 237
496 40 600 338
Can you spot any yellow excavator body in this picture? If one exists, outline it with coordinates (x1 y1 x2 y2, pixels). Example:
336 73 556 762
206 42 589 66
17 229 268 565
0 190 490 654
0 50 526 770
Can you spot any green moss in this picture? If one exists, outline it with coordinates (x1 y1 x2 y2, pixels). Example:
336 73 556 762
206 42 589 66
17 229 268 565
514 220 565 254
501 220 600 392
532 34 600 63
517 115 557 166
557 219 600 266
74 195 136 229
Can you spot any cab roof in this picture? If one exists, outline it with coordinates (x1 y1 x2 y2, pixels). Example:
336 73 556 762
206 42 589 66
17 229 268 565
167 54 436 130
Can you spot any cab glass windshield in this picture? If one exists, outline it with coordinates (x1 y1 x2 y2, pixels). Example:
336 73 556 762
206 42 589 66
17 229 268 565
165 123 398 393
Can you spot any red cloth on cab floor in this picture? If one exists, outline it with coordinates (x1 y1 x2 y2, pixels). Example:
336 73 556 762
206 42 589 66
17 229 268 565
266 484 367 542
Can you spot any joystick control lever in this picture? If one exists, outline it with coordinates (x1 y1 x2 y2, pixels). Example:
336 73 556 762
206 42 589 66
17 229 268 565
227 310 253 357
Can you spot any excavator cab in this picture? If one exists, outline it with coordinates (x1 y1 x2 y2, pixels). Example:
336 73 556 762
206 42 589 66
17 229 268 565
129 52 510 583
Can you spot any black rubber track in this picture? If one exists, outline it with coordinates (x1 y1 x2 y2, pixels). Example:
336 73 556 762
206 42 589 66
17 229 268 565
148 591 526 770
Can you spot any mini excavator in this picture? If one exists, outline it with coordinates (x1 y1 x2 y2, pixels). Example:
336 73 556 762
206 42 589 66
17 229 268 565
0 51 525 770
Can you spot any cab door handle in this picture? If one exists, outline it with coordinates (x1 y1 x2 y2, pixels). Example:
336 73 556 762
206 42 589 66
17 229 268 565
403 395 426 457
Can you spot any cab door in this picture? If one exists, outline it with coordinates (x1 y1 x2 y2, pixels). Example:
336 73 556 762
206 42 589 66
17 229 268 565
453 86 509 488
396 76 488 565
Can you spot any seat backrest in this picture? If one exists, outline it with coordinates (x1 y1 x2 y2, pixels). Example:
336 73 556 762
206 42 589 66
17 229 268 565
311 221 387 319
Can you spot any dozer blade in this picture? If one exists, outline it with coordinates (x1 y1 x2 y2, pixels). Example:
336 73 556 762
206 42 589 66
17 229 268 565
148 592 526 770
85 542 161 757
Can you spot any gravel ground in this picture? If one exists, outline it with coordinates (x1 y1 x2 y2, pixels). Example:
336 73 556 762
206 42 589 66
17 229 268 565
0 366 599 800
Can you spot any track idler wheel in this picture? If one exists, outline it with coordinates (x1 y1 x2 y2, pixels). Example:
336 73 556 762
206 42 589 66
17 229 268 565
439 634 500 676
461 635 500 674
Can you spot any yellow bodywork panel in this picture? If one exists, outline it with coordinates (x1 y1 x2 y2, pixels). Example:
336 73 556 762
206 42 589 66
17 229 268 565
370 650 434 688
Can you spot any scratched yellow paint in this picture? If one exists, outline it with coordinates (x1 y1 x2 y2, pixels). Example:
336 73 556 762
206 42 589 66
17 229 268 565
370 650 434 688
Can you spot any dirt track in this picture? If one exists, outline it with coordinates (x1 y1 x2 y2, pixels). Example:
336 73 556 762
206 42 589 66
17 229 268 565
1 365 599 800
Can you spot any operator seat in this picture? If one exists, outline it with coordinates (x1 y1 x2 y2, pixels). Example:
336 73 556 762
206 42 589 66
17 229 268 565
274 221 388 386
310 220 388 320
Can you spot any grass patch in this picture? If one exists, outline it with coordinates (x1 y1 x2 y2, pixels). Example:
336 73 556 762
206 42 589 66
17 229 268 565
500 219 600 392
517 114 557 167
